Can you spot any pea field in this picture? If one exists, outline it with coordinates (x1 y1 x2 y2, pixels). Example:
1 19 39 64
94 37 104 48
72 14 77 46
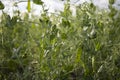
0 0 120 80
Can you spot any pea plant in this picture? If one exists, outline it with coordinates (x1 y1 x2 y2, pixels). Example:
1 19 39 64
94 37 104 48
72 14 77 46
0 0 120 80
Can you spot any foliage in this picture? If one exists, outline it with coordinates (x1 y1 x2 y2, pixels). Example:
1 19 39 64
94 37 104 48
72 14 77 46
0 1 4 10
0 0 120 80
33 0 43 5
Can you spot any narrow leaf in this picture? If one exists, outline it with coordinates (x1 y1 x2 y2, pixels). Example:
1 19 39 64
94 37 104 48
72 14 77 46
27 0 31 12
33 0 43 5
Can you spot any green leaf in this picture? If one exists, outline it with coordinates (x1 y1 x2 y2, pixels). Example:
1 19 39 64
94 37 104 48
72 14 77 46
61 33 67 39
33 0 43 5
90 3 96 11
95 42 101 51
50 34 55 41
75 48 82 63
62 19 71 27
90 3 94 8
76 48 86 72
109 0 115 5
0 1 5 10
27 0 31 12
108 7 117 17
5 15 12 27
92 56 95 73
11 16 17 26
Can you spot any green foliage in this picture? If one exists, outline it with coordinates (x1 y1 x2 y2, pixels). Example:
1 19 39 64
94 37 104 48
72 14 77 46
27 0 31 12
109 0 115 5
0 1 120 80
0 1 4 10
33 0 43 5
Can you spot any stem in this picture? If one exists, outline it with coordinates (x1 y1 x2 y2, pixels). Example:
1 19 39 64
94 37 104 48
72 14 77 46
1 10 5 47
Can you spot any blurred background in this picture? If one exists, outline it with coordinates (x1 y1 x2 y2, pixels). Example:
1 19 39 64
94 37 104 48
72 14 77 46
0 0 120 16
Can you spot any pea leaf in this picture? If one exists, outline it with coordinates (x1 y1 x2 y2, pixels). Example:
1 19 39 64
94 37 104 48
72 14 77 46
11 16 18 26
0 1 5 10
75 48 82 63
33 0 43 5
61 33 67 39
109 0 115 5
27 0 31 12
